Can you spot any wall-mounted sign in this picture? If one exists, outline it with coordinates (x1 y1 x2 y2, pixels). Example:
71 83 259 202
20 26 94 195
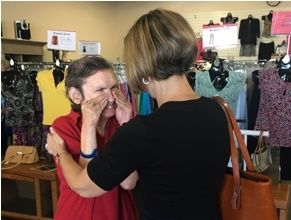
47 30 76 51
271 11 291 35
78 41 101 55
202 24 238 49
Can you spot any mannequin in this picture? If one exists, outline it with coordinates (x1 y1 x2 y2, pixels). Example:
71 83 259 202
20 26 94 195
52 59 64 87
200 49 218 62
278 54 291 82
209 58 229 90
1 59 20 91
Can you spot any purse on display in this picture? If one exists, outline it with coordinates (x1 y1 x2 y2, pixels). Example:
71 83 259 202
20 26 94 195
1 145 39 170
212 96 278 220
251 130 273 173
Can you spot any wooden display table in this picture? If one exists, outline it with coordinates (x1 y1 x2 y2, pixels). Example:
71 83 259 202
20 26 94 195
1 159 59 220
272 183 290 220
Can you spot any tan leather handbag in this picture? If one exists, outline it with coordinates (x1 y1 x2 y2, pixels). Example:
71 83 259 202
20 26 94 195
212 96 278 220
1 145 39 170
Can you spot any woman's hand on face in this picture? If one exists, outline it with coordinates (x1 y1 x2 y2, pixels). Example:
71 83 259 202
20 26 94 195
81 92 109 127
46 127 67 156
112 90 132 125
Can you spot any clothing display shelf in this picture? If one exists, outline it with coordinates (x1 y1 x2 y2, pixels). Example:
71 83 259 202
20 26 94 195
1 38 47 62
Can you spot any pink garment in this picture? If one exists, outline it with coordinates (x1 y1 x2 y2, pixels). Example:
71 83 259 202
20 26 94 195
254 68 291 147
119 82 130 101
288 36 291 55
131 94 137 117
196 38 203 61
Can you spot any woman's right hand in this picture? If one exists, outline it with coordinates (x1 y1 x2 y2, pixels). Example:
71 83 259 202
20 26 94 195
81 92 109 127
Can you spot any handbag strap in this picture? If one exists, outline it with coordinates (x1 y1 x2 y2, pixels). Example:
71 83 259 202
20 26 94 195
1 154 27 170
254 130 264 153
212 96 255 210
212 96 255 171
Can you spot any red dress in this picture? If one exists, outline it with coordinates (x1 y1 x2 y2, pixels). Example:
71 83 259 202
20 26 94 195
52 110 138 220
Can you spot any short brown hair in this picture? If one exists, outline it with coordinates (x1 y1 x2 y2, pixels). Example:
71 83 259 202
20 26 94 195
66 55 114 112
123 8 197 93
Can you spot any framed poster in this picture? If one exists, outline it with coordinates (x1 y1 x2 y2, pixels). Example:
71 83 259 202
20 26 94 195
78 41 101 55
202 24 238 49
47 30 76 51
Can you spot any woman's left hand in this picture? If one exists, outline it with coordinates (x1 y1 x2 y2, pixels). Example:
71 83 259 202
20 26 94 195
112 90 132 125
46 127 67 157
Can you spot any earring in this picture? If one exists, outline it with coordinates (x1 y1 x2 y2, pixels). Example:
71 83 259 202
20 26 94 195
142 77 151 85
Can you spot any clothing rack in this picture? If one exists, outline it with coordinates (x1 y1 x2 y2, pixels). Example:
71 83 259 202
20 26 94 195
8 61 71 73
15 61 71 65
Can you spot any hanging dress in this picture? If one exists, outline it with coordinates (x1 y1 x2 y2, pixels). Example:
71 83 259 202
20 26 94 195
195 70 246 115
254 68 291 147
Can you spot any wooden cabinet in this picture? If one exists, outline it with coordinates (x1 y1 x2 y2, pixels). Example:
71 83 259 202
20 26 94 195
1 160 59 220
1 38 47 62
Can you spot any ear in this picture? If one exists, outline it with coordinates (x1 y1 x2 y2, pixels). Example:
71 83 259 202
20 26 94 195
68 87 83 104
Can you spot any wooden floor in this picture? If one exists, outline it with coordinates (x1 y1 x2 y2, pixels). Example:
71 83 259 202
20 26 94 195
259 146 291 220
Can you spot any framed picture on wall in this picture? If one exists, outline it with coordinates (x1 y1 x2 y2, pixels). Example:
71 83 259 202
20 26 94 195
78 41 101 55
202 24 238 49
47 30 76 51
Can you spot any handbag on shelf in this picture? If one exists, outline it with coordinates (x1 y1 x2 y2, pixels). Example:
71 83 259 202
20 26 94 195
251 130 273 173
212 96 278 220
1 145 39 170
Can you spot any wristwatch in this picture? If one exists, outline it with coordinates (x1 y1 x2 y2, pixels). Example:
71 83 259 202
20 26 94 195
266 1 280 7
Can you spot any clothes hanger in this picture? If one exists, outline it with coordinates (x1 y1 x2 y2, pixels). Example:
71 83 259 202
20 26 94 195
277 40 286 48
262 10 273 21
208 20 214 26
209 58 229 90
268 10 273 20
227 12 232 17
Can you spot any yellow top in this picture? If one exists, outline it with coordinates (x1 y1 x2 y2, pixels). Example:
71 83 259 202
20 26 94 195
36 69 71 125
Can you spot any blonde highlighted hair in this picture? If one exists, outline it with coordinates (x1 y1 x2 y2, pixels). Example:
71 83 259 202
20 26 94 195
123 8 198 93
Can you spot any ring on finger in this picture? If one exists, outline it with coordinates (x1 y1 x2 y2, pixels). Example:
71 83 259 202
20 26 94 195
87 101 96 107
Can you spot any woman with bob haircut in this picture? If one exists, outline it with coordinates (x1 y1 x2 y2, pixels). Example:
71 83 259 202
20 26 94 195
47 8 230 220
